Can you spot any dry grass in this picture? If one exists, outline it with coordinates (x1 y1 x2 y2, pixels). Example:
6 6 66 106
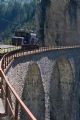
0 46 21 54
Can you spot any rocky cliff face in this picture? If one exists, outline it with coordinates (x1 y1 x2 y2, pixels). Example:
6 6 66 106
38 0 80 46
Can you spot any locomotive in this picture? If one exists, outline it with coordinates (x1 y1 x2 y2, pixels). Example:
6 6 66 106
12 29 39 49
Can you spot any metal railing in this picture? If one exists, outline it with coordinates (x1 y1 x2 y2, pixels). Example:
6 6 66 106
0 45 80 120
0 48 39 120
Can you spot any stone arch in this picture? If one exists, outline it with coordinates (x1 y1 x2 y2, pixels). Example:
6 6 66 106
76 66 80 120
50 57 74 120
20 63 45 120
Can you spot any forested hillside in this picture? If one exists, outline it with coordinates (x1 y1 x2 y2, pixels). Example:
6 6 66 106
0 0 36 43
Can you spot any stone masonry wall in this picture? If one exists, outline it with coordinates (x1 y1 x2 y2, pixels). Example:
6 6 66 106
39 0 80 46
6 48 80 120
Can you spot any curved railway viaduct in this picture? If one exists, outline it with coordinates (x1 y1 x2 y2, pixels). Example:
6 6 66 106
0 46 80 120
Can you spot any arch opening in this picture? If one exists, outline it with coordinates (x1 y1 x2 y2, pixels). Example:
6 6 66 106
50 57 74 120
20 63 45 120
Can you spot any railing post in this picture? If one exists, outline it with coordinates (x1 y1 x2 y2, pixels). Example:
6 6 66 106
0 71 3 98
2 60 5 71
7 56 9 66
15 98 19 120
6 56 8 66
5 83 8 115
1 77 3 98
4 57 6 69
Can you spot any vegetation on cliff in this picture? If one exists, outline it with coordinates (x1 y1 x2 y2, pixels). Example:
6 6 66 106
0 0 36 43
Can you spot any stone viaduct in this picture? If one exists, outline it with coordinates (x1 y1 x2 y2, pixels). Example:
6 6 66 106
4 46 80 120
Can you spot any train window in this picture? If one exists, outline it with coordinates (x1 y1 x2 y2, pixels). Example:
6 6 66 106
23 40 27 44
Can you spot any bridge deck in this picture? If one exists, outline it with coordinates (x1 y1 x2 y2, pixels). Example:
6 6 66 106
0 98 5 115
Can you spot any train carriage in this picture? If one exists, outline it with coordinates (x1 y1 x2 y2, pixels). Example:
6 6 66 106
11 30 39 49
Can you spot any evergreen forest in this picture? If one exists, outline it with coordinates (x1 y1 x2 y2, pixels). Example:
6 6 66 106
0 0 36 43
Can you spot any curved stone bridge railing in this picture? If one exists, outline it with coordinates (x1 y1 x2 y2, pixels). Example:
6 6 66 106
0 45 80 120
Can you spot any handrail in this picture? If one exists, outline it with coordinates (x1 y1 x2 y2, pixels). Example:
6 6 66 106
0 48 38 120
0 69 37 120
0 45 80 120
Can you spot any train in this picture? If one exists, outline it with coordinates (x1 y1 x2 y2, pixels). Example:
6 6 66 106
11 30 39 49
